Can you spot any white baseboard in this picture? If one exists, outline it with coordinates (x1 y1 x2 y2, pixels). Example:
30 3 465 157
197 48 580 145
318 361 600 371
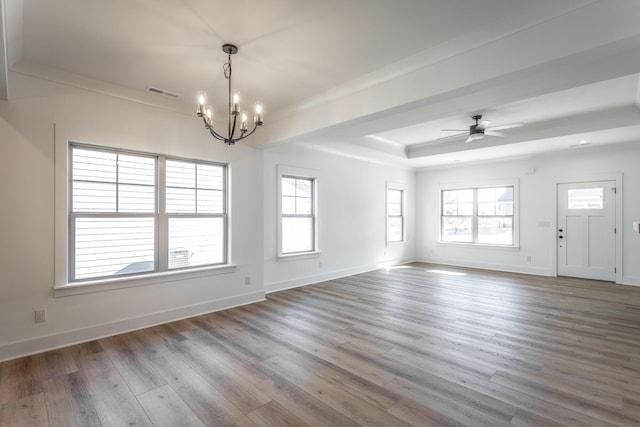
264 257 415 294
0 291 265 363
414 257 554 277
622 276 640 286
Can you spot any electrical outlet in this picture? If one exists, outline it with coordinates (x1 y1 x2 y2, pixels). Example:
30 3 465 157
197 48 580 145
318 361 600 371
35 309 47 323
244 276 251 285
526 255 532 262
318 261 323 268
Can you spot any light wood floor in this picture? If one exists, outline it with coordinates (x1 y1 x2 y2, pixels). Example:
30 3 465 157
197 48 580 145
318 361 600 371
2 263 640 426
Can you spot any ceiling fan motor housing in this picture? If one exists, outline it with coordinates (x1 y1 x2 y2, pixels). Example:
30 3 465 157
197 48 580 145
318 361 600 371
470 114 485 135
469 125 484 135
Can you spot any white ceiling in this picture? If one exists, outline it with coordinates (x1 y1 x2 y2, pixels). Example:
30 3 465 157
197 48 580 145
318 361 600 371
3 0 640 167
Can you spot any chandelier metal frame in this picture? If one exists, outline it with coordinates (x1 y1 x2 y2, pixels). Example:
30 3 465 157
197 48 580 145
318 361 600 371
196 43 263 145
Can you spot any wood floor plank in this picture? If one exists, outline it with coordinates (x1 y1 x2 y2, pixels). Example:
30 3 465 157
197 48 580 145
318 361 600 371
42 372 101 427
247 400 311 427
171 338 271 414
3 262 640 426
260 355 411 427
149 354 257 427
136 384 205 427
99 333 166 395
0 393 49 427
254 375 358 427
78 352 153 427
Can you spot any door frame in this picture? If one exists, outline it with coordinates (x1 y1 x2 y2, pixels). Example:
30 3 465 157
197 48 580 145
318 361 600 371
553 172 623 283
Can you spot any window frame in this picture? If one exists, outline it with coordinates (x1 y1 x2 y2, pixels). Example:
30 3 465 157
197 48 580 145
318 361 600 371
386 184 406 244
439 182 519 248
57 142 233 294
277 165 319 261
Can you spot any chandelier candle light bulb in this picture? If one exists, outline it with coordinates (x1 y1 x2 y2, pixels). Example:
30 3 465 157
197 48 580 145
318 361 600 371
196 43 263 145
232 91 240 115
255 102 263 124
240 111 248 132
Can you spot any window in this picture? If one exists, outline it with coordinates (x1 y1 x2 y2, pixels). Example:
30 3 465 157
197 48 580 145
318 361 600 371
567 188 603 209
387 187 404 243
69 144 227 282
280 175 316 254
441 185 515 246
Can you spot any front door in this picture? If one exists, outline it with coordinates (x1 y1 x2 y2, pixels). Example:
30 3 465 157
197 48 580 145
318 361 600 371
557 181 616 281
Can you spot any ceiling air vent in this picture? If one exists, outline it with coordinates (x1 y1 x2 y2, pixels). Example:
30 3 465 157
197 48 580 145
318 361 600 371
145 86 181 99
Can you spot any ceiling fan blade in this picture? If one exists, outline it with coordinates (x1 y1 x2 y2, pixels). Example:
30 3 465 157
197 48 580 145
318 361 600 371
478 120 492 129
486 122 524 131
484 130 506 137
441 129 468 132
466 133 484 143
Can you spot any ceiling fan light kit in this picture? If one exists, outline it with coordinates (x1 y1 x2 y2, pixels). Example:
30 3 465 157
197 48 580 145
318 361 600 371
196 43 263 145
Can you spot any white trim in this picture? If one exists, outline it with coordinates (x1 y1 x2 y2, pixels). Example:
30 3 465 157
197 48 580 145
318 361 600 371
277 164 319 258
0 291 265 363
416 256 554 277
386 181 406 245
553 172 623 284
54 265 237 297
622 276 640 286
265 257 415 294
276 251 321 263
438 178 520 248
55 134 232 291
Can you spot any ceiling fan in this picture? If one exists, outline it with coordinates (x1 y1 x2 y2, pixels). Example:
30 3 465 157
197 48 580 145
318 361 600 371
441 114 524 143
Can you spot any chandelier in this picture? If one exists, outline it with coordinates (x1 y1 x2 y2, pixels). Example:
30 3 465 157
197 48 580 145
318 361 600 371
196 43 263 145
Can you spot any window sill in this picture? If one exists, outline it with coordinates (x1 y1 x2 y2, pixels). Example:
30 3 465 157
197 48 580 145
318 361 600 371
54 264 237 297
437 241 520 251
277 251 321 263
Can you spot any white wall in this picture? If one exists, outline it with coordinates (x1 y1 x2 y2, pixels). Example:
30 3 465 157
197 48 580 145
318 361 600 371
263 143 415 292
0 73 265 361
416 142 640 285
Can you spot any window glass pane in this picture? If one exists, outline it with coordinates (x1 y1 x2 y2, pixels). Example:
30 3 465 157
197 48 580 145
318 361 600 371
458 202 474 216
388 217 403 242
282 177 297 196
166 187 196 213
497 187 513 202
118 154 155 186
568 188 603 209
196 189 223 214
282 217 313 253
282 196 296 215
443 203 457 216
197 164 223 190
388 189 402 216
443 190 457 204
168 217 224 268
166 160 195 188
441 217 472 243
478 217 513 245
72 148 117 183
118 184 155 212
458 189 474 203
73 181 117 212
500 202 514 215
477 188 495 203
388 189 402 205
296 197 312 215
296 179 312 198
74 217 155 280
478 202 494 216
